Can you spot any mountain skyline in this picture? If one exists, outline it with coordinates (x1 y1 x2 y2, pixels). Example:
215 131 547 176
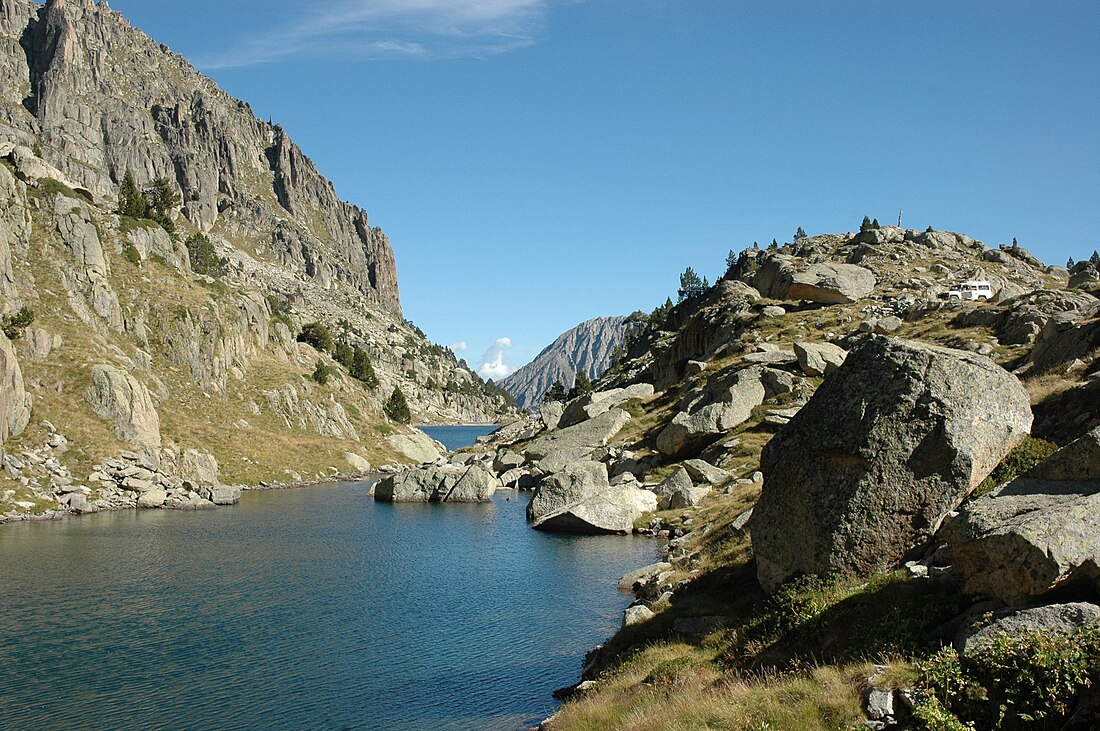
101 0 1100 377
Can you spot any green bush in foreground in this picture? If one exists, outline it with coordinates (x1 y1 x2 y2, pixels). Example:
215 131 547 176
914 626 1100 729
311 361 335 385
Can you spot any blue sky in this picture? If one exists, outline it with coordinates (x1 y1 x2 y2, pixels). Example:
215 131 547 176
105 0 1100 378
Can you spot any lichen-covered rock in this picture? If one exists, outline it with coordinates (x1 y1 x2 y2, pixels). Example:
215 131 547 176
386 431 443 464
527 460 657 534
558 383 654 429
941 426 1100 605
751 336 1032 592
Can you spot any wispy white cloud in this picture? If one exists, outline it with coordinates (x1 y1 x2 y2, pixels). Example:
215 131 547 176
197 0 555 69
449 341 468 352
478 337 514 380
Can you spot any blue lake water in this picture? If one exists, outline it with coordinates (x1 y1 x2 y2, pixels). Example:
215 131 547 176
0 478 656 730
419 424 498 451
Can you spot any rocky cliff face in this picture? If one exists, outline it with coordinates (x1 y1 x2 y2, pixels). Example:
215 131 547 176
500 316 629 409
0 0 516 522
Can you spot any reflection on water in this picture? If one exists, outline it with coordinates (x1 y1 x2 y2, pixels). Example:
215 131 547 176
0 479 657 731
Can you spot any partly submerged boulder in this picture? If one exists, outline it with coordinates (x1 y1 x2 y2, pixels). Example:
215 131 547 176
373 463 496 503
942 427 1100 605
527 460 657 534
751 336 1032 592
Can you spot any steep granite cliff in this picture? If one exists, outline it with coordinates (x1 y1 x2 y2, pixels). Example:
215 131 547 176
0 0 516 522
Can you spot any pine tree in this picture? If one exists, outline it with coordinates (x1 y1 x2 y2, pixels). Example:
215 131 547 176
1011 237 1019 251
384 387 412 424
725 249 738 271
871 218 880 229
349 346 379 388
542 381 567 403
769 238 778 250
794 227 807 240
118 169 150 219
677 267 706 302
1091 251 1100 266
1067 257 1075 268
570 371 594 399
860 215 872 233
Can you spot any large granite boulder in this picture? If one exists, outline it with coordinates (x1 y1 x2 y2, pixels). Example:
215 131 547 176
85 364 161 447
656 367 764 457
523 408 631 472
653 467 711 510
374 463 496 503
787 262 876 304
941 427 1100 605
751 337 1032 592
558 383 654 429
793 341 848 377
527 461 657 534
387 431 443 464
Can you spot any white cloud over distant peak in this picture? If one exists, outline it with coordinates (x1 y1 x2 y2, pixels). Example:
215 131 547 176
477 337 514 380
198 0 558 69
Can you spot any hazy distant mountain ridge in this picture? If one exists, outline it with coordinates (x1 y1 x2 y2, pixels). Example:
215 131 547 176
501 316 629 409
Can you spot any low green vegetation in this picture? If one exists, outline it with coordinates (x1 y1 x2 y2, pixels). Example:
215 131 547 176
311 360 336 385
974 436 1058 496
914 627 1100 729
2 306 34 340
297 321 334 352
117 169 179 239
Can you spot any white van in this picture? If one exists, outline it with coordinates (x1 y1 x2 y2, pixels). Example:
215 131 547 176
946 280 992 301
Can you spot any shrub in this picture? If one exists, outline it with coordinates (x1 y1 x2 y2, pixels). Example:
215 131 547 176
349 347 379 388
1 306 35 340
311 361 335 385
184 233 228 277
569 371 594 399
297 322 334 352
123 243 142 265
914 626 1100 729
974 436 1058 496
384 387 412 424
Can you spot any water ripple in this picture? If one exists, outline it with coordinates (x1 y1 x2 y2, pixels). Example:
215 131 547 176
0 479 656 730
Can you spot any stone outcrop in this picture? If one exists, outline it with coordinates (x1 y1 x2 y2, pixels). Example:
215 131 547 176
656 366 764 456
558 383 654 429
84 364 161 446
527 460 657 534
0 331 31 444
942 427 1100 605
751 336 1032 591
736 252 876 304
500 316 630 409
